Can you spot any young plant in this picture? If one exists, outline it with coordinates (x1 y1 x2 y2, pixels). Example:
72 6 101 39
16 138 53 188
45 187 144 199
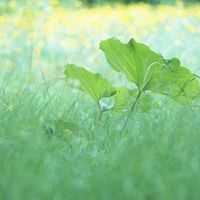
65 38 200 135
64 64 117 137
100 38 200 132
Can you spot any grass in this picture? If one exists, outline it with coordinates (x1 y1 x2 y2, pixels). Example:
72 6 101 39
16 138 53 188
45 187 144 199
1 1 200 199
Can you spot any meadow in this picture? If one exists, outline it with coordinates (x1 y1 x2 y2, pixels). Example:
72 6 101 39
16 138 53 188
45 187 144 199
1 1 200 199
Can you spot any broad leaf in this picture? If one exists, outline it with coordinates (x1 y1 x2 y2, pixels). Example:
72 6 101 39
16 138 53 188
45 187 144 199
100 38 163 89
64 64 117 103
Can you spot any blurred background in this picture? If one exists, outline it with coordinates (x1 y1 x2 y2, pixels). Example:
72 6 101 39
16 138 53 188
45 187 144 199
0 2 200 199
1 0 200 12
0 0 200 85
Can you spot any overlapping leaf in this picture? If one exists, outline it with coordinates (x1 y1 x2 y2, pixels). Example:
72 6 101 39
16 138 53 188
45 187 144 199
100 38 200 104
64 64 117 103
143 57 200 103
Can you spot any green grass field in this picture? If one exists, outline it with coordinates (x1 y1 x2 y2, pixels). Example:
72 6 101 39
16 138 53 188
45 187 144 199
1 1 200 199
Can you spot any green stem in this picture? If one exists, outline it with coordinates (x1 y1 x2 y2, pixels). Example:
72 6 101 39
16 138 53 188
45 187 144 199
120 90 143 133
95 101 112 138
95 110 103 138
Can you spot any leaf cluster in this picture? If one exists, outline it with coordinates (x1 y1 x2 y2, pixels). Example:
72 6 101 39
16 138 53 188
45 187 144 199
64 38 200 134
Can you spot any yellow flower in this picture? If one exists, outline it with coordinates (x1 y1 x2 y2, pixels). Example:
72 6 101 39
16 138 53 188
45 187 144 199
8 1 17 10
50 0 58 6
187 24 196 33
37 41 44 48
74 1 83 8
8 105 13 111
0 32 4 39
11 31 19 38
0 16 5 26
34 48 41 56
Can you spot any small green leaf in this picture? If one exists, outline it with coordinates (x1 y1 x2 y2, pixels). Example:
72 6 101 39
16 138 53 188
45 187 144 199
111 87 137 114
64 64 117 103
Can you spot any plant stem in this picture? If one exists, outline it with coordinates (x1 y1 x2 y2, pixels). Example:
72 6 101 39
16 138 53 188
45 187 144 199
95 110 103 138
120 90 143 133
95 101 112 138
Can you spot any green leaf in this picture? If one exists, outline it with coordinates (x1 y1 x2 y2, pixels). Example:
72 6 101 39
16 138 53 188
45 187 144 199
143 57 200 103
136 92 160 113
111 87 137 114
64 64 117 103
111 88 161 114
100 38 163 90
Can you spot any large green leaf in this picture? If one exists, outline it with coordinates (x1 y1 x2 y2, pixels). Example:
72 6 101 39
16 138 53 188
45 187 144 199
64 64 117 103
100 38 200 104
100 38 163 89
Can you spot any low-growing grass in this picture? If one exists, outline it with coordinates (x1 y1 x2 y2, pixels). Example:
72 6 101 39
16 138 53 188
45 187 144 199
1 1 200 199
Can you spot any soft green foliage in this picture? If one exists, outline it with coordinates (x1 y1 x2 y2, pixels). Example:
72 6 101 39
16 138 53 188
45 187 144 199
65 64 117 103
100 38 200 104
100 38 163 88
45 119 79 139
65 64 138 114
65 64 118 136
111 87 137 114
65 38 200 132
143 57 200 104
2 3 200 200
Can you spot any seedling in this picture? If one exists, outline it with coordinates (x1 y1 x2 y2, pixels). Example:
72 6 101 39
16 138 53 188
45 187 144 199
64 38 200 136
64 65 117 137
